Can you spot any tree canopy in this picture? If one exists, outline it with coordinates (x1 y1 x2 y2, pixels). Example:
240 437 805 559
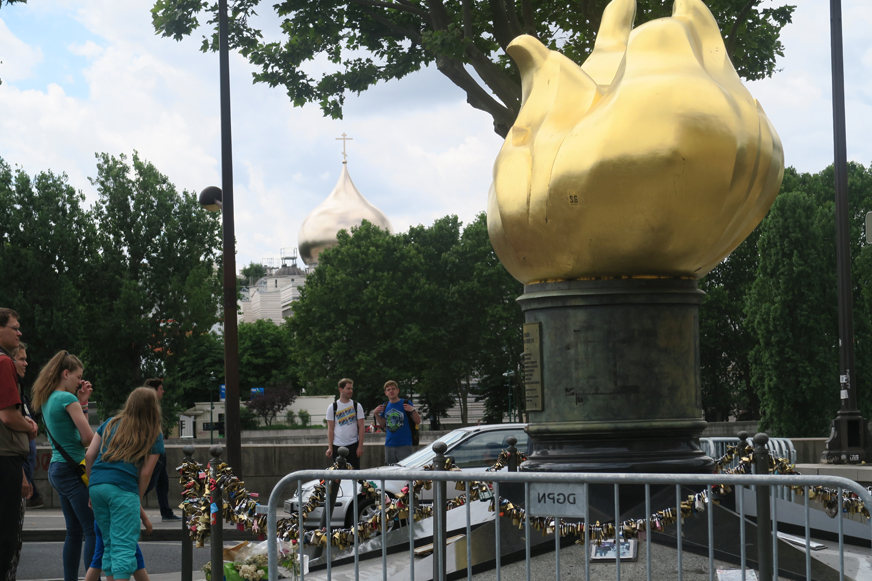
0 159 95 372
246 382 297 426
151 0 794 136
701 163 872 437
241 262 266 283
288 213 523 425
1 153 224 418
82 152 223 413
698 228 760 422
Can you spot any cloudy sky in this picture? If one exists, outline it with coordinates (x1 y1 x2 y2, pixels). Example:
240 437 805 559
1 0 871 269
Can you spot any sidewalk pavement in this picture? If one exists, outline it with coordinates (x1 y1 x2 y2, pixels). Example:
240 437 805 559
23 506 266 543
22 506 248 581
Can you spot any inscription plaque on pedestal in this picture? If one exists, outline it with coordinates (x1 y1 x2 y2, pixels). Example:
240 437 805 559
523 322 543 411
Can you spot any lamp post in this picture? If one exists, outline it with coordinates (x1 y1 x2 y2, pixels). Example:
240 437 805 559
209 372 217 445
197 0 242 476
821 0 872 463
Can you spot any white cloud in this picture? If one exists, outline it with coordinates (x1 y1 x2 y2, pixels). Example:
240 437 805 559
68 40 102 58
0 17 44 81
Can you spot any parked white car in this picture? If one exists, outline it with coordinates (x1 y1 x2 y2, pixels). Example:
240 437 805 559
283 423 529 528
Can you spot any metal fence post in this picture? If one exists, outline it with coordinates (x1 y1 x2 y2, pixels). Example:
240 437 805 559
754 433 772 581
432 442 448 581
319 446 347 531
209 446 224 580
506 437 518 472
181 445 195 581
315 446 348 560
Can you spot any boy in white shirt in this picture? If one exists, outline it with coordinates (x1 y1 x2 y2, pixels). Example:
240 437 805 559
325 378 365 469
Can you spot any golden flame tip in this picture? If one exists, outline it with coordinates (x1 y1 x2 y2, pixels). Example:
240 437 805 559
489 0 784 285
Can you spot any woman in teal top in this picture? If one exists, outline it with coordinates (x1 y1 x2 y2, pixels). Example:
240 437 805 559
85 387 163 581
32 352 95 581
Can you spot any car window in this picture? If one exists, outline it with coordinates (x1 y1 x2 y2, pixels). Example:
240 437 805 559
448 429 529 469
397 430 468 468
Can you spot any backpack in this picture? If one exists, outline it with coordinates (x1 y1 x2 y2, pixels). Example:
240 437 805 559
384 399 420 446
332 399 357 423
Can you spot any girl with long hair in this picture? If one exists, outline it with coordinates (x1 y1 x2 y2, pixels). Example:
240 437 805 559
32 351 95 581
85 387 163 581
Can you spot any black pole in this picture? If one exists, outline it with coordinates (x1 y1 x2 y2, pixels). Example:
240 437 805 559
506 437 518 472
209 388 214 446
218 0 242 476
209 446 224 578
314 447 348 559
432 442 448 581
753 434 772 581
831 0 854 414
821 0 872 464
181 445 195 581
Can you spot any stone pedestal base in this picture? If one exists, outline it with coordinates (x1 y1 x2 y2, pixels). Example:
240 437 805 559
518 279 712 474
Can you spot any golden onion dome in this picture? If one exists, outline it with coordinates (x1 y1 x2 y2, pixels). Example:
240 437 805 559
298 161 393 266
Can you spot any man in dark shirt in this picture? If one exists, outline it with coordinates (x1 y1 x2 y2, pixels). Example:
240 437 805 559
144 377 181 521
0 308 38 579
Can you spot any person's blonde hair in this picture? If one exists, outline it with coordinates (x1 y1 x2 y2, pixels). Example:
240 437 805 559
383 380 398 391
100 387 162 466
31 351 83 410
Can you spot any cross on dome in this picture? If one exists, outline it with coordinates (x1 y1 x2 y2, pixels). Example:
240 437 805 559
297 134 393 266
336 133 353 163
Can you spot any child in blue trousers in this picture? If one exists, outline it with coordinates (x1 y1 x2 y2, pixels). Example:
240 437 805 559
85 387 164 581
84 516 152 581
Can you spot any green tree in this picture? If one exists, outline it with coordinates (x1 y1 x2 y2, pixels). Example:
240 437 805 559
289 215 524 425
240 405 260 430
746 192 838 436
698 228 761 422
853 243 872 422
241 262 267 283
440 214 523 424
246 382 297 426
238 261 266 291
238 319 297 394
82 152 222 414
775 163 872 424
290 220 432 412
163 330 225 409
402 215 465 424
0 158 95 378
151 0 793 136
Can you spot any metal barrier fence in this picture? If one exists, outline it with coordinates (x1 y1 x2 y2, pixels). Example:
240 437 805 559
264 443 872 581
700 435 797 467
700 431 798 501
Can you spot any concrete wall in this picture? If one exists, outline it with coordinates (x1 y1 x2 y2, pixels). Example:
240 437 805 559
790 438 827 464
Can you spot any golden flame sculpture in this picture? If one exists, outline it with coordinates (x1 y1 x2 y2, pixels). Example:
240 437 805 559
488 0 784 284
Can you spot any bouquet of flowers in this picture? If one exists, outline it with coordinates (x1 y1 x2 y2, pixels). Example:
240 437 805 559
202 540 306 580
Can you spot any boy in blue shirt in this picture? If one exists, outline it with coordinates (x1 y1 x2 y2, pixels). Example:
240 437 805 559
374 380 421 465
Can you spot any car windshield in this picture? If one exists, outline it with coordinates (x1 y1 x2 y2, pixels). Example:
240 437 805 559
396 430 469 468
